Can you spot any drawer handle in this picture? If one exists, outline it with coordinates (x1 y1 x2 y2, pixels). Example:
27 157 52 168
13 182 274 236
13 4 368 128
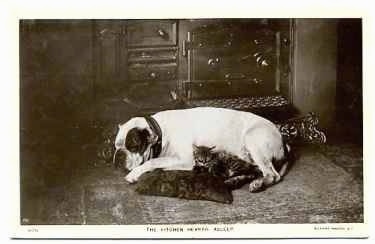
254 52 270 67
251 78 262 84
224 73 246 80
140 52 152 58
149 72 157 79
208 57 220 66
157 29 168 39
97 28 120 39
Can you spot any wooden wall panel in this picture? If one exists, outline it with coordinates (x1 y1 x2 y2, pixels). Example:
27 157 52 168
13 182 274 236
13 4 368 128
292 19 337 129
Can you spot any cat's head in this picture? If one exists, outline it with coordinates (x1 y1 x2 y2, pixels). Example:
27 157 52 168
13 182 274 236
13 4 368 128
192 144 216 167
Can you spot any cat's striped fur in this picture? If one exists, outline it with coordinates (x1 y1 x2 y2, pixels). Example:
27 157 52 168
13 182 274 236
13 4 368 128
192 144 263 190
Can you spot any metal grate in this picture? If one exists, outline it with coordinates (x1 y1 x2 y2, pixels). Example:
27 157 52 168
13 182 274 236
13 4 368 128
186 95 289 110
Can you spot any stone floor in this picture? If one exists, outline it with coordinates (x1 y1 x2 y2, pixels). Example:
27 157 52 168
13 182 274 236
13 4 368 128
20 141 363 225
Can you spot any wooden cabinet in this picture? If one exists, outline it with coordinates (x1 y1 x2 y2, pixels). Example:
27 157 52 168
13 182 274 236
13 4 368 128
94 19 294 112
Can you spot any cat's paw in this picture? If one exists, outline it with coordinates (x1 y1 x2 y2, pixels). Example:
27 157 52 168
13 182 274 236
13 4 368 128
192 165 200 172
193 166 207 173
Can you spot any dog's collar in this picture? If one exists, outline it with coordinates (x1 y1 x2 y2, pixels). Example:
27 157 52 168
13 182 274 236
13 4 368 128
144 115 162 159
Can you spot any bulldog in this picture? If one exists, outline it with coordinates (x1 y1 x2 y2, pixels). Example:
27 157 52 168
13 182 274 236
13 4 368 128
114 107 288 192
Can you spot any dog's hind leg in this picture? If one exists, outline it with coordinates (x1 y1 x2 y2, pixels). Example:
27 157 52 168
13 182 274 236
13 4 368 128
278 161 289 177
243 126 284 192
247 153 281 192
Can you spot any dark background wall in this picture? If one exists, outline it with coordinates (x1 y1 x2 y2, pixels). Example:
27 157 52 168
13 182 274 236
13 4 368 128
292 19 362 142
20 20 96 190
336 19 362 143
20 20 95 125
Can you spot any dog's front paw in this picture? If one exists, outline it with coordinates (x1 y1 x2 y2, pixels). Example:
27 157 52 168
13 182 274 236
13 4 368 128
124 168 143 183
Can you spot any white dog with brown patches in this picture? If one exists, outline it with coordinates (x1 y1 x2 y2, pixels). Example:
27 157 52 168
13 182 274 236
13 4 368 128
114 107 288 192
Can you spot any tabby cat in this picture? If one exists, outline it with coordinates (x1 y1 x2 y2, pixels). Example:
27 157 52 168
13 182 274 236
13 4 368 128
192 144 262 190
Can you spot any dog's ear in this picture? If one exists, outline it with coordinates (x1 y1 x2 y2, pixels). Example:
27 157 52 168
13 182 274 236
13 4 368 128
147 131 158 145
125 128 150 152
139 129 150 140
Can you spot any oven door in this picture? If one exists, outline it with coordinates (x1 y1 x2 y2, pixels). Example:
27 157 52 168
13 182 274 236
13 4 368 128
183 19 292 103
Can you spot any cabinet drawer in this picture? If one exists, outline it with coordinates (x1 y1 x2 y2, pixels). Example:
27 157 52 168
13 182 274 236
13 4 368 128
128 48 177 64
127 20 177 47
128 63 177 81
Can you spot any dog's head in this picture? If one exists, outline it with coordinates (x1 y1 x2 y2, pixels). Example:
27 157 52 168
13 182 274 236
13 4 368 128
114 117 158 171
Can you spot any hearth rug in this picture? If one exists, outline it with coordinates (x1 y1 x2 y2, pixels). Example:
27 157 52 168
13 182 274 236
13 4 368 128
84 147 363 224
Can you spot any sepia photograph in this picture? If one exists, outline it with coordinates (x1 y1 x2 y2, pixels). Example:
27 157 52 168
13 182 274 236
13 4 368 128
14 14 367 238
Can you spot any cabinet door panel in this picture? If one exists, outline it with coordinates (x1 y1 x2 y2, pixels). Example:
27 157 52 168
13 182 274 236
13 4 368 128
185 19 291 100
128 63 177 82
